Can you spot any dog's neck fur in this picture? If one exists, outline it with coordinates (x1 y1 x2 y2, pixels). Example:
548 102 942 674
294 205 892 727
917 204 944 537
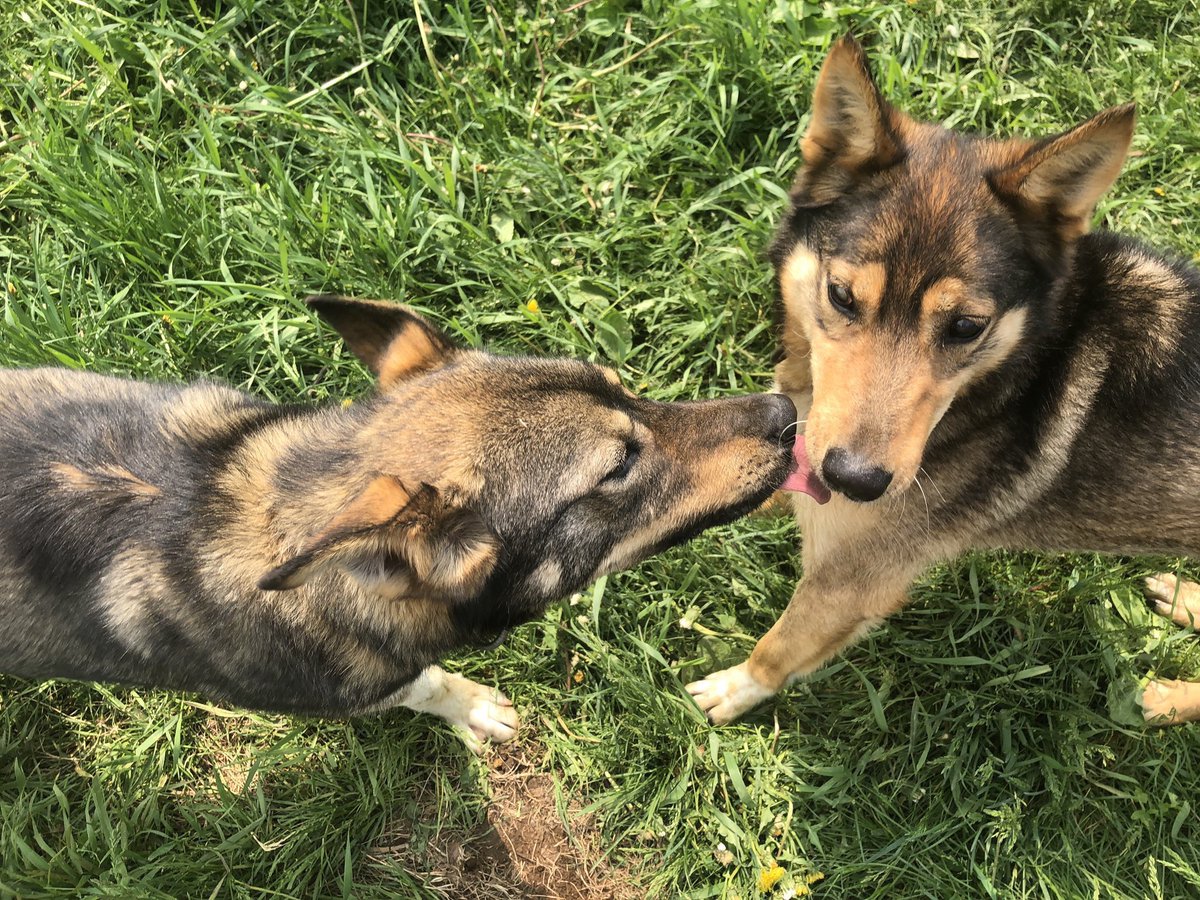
198 400 388 592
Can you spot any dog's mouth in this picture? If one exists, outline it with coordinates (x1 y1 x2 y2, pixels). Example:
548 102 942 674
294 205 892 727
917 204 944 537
780 435 832 504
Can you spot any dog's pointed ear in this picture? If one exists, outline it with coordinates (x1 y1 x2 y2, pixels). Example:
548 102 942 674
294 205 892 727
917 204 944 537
793 35 904 207
988 104 1135 241
258 476 499 599
306 295 457 389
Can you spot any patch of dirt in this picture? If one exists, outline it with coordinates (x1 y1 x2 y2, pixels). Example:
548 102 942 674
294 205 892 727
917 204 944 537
184 712 308 798
371 743 642 899
195 714 259 794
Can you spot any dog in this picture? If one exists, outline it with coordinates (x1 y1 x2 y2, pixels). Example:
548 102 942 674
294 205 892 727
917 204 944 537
687 35 1200 727
0 294 797 748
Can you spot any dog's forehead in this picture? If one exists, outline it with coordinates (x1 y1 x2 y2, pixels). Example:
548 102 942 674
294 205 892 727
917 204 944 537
455 356 639 432
822 164 1002 315
454 355 614 397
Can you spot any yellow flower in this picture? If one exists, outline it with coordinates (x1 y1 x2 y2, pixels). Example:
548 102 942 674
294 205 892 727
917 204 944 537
526 298 539 314
757 861 785 892
573 669 584 684
6 281 15 294
1153 186 1166 197
805 872 825 885
341 397 354 409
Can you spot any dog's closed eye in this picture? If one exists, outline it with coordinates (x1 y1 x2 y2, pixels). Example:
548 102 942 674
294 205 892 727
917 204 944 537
600 440 640 485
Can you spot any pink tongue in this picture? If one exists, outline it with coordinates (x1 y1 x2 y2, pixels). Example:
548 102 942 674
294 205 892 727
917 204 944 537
781 435 832 504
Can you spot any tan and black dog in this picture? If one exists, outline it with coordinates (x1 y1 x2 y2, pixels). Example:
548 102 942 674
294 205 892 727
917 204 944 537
688 36 1200 726
0 295 797 747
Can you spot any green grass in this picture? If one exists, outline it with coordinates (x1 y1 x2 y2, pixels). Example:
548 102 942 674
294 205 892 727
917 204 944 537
2 0 1200 896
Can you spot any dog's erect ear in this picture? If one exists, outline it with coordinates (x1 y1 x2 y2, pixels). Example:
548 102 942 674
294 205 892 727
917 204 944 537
793 35 904 207
988 104 1135 241
306 295 457 389
258 476 499 599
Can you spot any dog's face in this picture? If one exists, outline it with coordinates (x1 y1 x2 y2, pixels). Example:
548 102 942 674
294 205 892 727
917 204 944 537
771 36 1134 502
261 296 795 633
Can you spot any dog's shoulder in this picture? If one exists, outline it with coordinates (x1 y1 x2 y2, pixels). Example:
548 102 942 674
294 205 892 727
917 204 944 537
158 377 282 448
1077 231 1199 311
1068 231 1200 387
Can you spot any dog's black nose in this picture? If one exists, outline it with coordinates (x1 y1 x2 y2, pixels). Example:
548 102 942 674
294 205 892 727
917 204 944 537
762 393 798 447
821 447 892 502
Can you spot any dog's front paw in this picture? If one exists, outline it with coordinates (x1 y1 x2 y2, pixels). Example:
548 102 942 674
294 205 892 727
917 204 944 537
1140 678 1200 726
1144 574 1200 629
443 674 519 751
686 664 774 725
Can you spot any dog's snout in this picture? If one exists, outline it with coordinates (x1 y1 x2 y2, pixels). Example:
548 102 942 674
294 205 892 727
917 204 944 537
762 393 798 446
821 447 892 502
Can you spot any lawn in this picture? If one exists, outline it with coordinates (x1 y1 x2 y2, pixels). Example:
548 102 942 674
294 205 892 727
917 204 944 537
2 0 1199 896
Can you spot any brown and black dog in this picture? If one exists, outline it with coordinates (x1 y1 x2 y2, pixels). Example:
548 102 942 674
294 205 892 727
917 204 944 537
0 295 797 748
688 36 1200 726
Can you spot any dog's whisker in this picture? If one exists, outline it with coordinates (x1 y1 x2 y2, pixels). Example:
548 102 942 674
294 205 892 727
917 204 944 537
918 466 947 505
913 472 932 533
776 418 807 450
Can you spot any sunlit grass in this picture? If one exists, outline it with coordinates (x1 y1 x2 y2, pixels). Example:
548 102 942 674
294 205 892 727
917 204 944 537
1 1 1198 896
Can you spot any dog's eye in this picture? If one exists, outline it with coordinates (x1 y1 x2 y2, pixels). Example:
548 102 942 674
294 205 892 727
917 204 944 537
945 316 988 343
601 441 640 484
827 281 856 316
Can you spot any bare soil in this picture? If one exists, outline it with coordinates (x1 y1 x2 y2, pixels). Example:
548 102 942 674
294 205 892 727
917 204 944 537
372 743 642 899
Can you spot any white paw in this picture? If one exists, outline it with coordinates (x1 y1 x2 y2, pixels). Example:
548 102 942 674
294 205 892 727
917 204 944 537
1144 574 1200 629
685 663 774 725
443 675 519 752
1141 678 1188 725
402 668 520 752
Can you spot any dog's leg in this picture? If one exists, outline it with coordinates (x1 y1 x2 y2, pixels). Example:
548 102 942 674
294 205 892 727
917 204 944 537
687 565 912 724
1144 573 1200 629
395 665 519 751
1141 679 1200 725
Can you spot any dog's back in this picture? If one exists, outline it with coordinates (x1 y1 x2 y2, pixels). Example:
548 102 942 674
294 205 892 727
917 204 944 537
0 369 278 684
980 234 1200 555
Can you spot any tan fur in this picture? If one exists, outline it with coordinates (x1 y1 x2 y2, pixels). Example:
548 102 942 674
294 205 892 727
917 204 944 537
51 462 160 498
530 559 563 594
775 247 819 398
377 326 448 388
161 382 268 443
1127 252 1190 361
798 254 1019 496
827 259 886 313
95 546 173 657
